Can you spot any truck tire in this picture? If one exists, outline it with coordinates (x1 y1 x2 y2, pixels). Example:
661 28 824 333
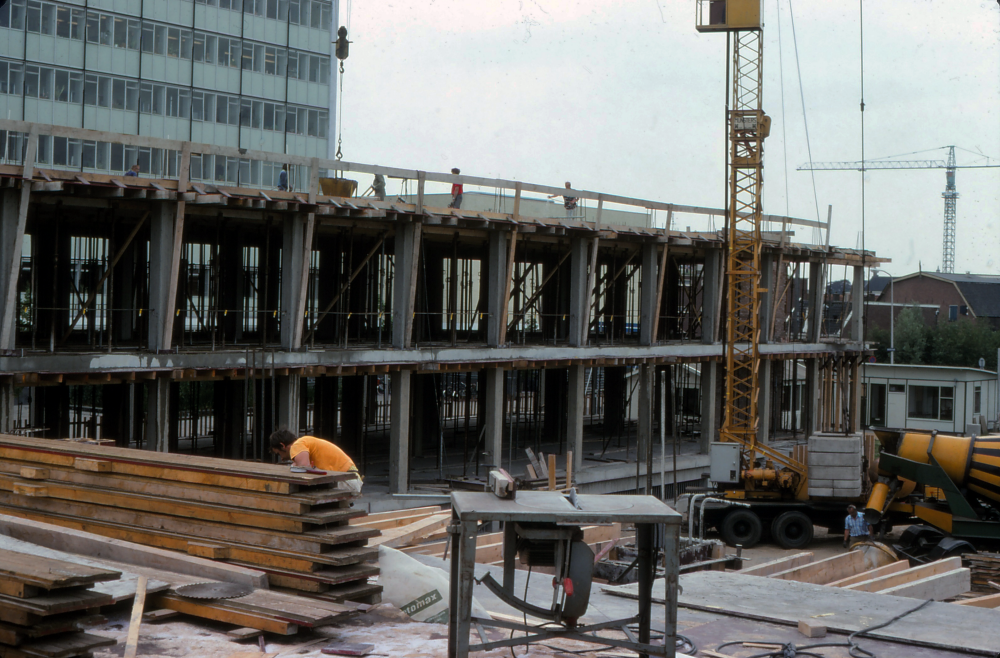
771 511 813 549
720 509 762 548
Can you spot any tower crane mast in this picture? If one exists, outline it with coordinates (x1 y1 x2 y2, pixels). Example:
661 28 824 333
697 0 807 488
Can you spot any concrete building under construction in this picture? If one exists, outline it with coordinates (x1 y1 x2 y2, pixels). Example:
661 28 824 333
0 119 880 497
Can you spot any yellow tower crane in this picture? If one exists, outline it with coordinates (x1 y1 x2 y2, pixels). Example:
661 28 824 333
696 1 808 497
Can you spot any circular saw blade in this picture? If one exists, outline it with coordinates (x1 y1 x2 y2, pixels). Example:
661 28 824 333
174 582 252 600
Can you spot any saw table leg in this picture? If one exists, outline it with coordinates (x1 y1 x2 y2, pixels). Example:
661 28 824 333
448 513 461 656
503 521 517 593
663 522 678 658
636 523 653 658
450 519 478 658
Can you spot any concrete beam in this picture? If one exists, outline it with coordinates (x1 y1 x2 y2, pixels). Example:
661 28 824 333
567 365 585 473
759 254 774 343
808 262 827 343
389 370 411 494
483 368 505 470
0 188 27 350
0 341 867 376
280 213 313 350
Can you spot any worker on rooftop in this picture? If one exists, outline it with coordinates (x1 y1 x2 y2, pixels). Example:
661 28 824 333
549 182 578 219
270 429 362 493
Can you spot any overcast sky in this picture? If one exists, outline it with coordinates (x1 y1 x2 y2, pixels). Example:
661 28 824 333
337 1 1000 277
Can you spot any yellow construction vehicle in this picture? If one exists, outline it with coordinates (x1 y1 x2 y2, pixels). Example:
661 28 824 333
865 429 1000 561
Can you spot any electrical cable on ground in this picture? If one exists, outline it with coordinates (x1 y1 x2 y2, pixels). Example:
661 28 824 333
714 598 934 658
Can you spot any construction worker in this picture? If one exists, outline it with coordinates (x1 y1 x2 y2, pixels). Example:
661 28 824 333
269 429 362 493
843 504 872 548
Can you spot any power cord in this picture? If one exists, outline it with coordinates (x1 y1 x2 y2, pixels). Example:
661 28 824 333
715 598 934 658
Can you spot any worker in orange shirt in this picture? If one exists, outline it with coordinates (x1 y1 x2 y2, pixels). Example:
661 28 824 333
269 429 362 493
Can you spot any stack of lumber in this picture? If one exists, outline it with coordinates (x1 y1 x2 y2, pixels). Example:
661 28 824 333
521 448 573 491
0 548 118 658
740 550 971 601
964 552 1000 593
0 515 360 638
0 435 381 604
807 433 863 498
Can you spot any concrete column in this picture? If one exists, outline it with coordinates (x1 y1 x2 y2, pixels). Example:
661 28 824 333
637 364 654 473
147 202 177 351
758 359 772 445
759 254 774 343
567 365 585 473
701 249 722 344
808 261 827 342
389 370 411 493
485 231 507 347
639 243 658 346
0 382 15 434
483 368 505 469
568 238 589 347
340 375 365 451
0 190 25 350
145 378 171 452
276 373 301 433
280 213 309 350
851 265 864 342
804 359 820 437
392 222 422 348
699 361 718 453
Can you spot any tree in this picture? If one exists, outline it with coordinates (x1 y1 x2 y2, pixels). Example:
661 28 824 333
893 304 928 364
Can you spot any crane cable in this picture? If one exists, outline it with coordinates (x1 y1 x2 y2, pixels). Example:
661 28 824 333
787 1 823 240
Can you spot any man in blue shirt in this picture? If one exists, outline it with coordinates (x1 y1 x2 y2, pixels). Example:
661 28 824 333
277 165 289 191
124 163 139 177
843 504 872 548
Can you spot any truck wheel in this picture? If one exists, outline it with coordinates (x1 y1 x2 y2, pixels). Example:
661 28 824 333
771 511 813 549
720 509 762 548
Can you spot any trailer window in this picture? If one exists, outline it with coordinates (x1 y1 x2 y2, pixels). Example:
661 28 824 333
907 385 953 421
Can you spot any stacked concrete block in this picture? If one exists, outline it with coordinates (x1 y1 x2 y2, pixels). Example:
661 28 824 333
807 433 863 498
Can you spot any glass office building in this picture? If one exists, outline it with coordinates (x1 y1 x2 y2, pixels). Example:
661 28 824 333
0 0 337 187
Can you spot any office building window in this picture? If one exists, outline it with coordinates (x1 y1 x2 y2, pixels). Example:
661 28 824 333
287 51 329 84
1 0 28 30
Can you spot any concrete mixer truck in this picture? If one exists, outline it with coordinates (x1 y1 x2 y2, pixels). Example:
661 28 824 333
866 429 1000 561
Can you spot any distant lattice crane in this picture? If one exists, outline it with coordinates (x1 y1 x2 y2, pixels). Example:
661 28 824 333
799 146 1000 273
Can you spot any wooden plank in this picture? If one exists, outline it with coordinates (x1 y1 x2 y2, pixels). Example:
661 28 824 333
0 548 120 590
150 594 298 635
0 513 267 588
227 627 264 641
846 557 964 593
547 454 556 491
953 592 1000 608
122 576 147 658
73 458 111 473
879 568 971 601
187 543 231 560
738 552 814 577
0 618 79 646
827 561 907 588
0 436 344 492
1 632 116 658
771 550 865 584
524 448 544 478
0 588 112 621
142 608 180 622
0 474 363 532
0 458 346 515
369 513 450 548
0 492 361 553
348 506 443 525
